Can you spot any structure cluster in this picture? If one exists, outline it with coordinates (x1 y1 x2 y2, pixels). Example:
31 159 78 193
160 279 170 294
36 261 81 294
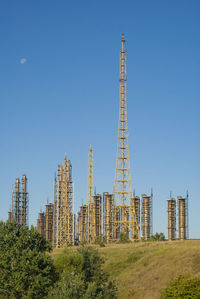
77 191 153 243
8 35 189 245
167 194 189 241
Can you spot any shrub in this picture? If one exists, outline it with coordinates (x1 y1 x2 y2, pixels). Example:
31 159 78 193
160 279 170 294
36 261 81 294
161 274 200 298
147 232 165 242
48 246 117 298
99 241 105 247
94 237 106 247
118 232 130 243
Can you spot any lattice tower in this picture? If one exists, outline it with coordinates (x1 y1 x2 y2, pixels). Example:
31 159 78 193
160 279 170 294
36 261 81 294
63 155 73 244
86 145 94 243
10 175 29 226
113 34 140 240
21 175 28 226
53 173 57 247
55 156 74 247
56 164 64 247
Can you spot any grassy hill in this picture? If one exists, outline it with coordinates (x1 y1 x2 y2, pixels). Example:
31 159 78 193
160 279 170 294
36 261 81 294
52 240 200 298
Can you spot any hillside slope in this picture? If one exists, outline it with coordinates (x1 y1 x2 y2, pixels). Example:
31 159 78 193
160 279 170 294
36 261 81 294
53 240 200 298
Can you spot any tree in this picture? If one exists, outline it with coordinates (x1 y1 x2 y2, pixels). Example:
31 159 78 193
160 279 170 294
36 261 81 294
0 221 57 298
151 232 165 241
161 275 200 298
47 272 85 299
48 246 117 298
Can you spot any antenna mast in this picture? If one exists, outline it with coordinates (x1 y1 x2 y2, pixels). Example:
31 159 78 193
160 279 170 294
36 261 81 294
113 34 140 240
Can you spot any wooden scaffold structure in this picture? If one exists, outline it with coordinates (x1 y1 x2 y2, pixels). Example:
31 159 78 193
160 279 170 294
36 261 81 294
53 154 74 247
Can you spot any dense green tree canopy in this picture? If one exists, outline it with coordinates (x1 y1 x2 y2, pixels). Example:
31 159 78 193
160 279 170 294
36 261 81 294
0 221 57 298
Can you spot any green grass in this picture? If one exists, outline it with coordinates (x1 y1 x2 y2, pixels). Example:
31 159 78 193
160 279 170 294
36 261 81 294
52 240 200 299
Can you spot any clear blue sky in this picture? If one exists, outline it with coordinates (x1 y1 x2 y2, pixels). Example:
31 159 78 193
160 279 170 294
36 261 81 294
0 1 199 238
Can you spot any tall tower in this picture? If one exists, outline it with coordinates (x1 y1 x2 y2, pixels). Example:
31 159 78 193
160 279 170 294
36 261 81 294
168 198 176 241
21 174 28 226
53 173 57 247
87 146 94 205
54 155 74 248
63 156 73 244
113 34 140 240
87 145 94 242
141 194 152 240
9 175 29 226
45 203 54 243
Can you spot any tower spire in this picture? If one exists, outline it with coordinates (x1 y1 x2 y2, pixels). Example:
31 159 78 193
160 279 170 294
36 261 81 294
113 34 140 240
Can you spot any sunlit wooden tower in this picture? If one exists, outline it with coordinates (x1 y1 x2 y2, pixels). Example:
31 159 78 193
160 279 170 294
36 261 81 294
113 34 140 240
9 175 29 226
53 155 74 247
45 202 54 243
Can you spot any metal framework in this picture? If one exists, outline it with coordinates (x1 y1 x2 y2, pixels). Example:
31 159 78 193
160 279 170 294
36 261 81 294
86 145 94 243
9 175 29 226
113 34 140 240
63 157 73 244
77 148 104 244
53 155 74 247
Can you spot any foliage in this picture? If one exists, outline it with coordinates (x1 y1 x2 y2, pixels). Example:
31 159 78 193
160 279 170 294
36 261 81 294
99 241 106 247
148 232 165 241
94 237 106 247
161 274 200 298
0 221 57 298
47 272 85 299
118 232 130 243
53 248 83 275
48 246 117 298
80 240 88 246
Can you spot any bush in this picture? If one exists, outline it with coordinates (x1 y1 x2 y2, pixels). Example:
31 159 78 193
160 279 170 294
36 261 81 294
48 246 117 298
161 274 200 298
94 237 106 247
118 232 130 243
147 232 165 242
99 241 105 247
0 221 57 298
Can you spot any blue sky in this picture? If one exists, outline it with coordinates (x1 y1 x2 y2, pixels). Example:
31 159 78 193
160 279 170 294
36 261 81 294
0 1 199 238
